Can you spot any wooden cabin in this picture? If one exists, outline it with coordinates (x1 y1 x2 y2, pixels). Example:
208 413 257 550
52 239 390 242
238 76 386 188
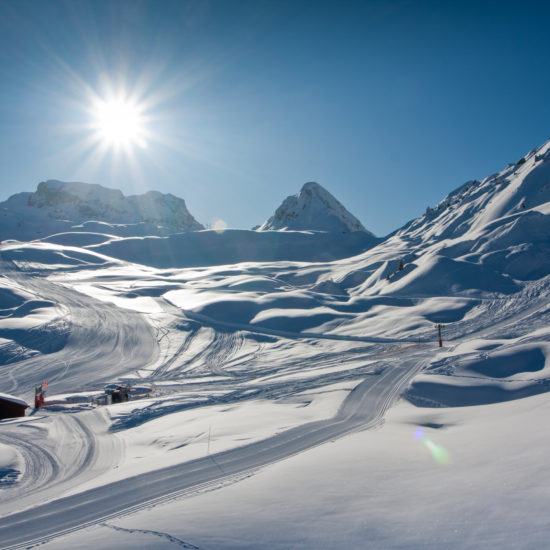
0 392 29 419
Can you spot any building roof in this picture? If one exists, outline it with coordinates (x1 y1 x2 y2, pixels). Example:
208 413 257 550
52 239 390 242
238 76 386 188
0 392 29 408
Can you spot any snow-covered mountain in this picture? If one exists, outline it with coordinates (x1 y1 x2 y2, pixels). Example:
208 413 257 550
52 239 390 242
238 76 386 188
0 180 204 241
396 142 550 280
328 138 550 299
257 181 372 234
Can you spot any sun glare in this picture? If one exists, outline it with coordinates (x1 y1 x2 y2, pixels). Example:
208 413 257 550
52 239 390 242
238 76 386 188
92 97 147 149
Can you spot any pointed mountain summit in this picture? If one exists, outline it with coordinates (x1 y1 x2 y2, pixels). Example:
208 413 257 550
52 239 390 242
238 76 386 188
257 182 372 234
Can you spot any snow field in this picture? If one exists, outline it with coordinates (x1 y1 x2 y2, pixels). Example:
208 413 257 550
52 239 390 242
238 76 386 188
34 394 550 550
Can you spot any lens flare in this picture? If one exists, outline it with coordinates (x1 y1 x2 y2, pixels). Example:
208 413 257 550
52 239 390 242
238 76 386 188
212 218 228 234
415 427 451 465
424 438 451 464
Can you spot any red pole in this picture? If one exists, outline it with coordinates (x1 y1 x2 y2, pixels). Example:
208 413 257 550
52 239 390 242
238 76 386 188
34 385 42 409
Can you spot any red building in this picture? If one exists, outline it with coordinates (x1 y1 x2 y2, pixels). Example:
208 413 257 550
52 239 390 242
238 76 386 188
0 392 29 419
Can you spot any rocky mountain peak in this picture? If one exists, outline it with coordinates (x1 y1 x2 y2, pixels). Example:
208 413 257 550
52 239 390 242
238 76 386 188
257 181 372 235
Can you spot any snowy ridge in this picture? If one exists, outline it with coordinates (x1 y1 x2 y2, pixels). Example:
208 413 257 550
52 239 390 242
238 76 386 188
406 138 550 240
318 138 550 303
394 138 550 282
257 181 372 234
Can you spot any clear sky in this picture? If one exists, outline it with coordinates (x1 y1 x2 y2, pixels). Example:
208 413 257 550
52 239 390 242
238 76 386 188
1 0 550 236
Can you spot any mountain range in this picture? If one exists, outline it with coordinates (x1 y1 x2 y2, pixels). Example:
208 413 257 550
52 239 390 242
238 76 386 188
0 178 377 266
0 179 371 243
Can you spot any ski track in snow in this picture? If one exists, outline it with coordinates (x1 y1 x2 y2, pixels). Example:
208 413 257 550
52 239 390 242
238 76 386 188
0 258 428 549
0 408 123 518
0 352 424 549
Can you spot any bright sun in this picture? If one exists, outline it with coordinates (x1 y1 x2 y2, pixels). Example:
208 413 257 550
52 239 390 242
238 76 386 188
93 97 147 149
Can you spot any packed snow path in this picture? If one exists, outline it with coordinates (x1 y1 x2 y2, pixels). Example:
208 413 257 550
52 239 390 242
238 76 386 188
0 353 424 549
0 409 123 518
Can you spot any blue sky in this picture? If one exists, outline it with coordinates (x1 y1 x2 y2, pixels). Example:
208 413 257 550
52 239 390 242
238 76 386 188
1 0 549 236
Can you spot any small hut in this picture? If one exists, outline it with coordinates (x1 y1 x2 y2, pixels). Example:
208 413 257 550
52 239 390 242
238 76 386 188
0 392 29 419
105 384 131 404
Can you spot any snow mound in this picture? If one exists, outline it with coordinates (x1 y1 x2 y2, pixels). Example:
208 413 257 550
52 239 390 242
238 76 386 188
406 342 550 408
465 345 546 378
39 232 115 247
257 182 372 234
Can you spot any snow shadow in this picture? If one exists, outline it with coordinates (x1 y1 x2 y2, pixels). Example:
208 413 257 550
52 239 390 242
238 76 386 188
406 379 550 408
90 229 378 268
465 347 546 378
407 344 549 407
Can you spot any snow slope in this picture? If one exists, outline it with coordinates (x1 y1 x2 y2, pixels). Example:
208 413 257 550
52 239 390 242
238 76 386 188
1 139 550 548
257 181 372 234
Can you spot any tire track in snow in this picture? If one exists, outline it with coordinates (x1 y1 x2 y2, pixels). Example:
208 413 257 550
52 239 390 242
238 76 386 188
58 414 97 480
0 414 95 515
203 330 245 378
152 325 201 379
